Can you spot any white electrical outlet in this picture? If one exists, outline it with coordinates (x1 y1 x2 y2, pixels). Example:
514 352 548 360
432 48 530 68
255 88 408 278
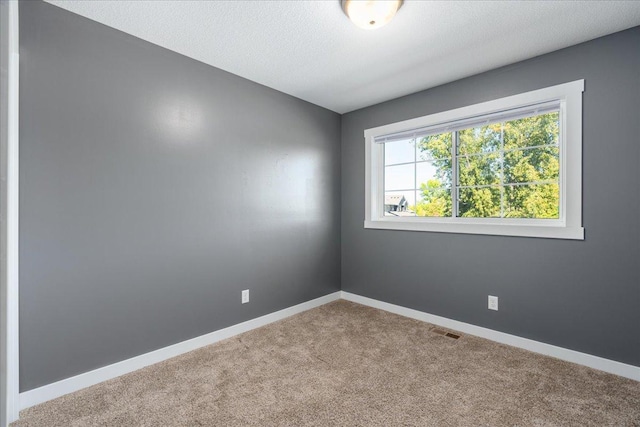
241 289 249 304
488 295 498 311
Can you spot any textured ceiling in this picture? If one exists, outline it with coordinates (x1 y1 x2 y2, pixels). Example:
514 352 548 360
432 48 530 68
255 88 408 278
45 1 640 113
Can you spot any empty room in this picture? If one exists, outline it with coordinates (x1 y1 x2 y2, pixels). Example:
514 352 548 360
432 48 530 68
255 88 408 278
1 0 639 425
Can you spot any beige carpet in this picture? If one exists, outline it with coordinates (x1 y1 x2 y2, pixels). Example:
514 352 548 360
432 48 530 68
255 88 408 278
13 300 640 426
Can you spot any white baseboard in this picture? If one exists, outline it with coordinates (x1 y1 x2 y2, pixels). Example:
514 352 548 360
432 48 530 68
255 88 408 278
341 291 639 382
18 289 639 412
19 291 342 410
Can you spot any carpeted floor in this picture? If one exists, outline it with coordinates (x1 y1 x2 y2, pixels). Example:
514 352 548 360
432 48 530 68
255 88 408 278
13 300 640 426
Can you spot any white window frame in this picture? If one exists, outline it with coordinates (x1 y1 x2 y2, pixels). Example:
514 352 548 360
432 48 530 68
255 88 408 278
364 80 584 240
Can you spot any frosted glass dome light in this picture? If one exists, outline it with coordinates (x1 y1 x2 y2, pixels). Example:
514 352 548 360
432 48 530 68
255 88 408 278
341 0 404 30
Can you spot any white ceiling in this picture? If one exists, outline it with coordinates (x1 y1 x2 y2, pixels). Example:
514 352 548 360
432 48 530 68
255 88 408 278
46 1 640 114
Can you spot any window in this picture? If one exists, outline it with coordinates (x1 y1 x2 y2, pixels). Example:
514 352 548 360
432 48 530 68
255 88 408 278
364 80 584 239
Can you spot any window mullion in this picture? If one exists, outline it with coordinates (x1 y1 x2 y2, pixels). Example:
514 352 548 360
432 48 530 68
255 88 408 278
414 136 417 217
500 123 505 218
382 143 386 217
452 131 458 218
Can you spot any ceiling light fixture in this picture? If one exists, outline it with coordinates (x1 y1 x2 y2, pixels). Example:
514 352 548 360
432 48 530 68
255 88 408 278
341 0 403 30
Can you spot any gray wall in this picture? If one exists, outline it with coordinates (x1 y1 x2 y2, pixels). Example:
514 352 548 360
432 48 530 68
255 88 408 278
20 1 341 391
342 27 640 367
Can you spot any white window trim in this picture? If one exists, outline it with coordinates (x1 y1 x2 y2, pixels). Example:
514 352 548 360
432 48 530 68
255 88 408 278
364 80 584 240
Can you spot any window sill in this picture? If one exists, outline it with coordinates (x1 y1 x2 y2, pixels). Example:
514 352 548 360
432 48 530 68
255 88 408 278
364 219 584 240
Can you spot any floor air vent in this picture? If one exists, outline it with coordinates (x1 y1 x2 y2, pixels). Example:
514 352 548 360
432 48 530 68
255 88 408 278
431 328 461 339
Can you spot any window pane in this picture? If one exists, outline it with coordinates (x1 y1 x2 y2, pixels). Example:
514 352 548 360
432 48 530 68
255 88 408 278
384 191 416 217
416 161 441 188
384 138 415 165
416 132 452 161
457 123 501 155
415 185 451 217
504 146 559 184
385 164 414 191
503 112 559 150
457 152 501 187
458 187 501 218
504 184 559 219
